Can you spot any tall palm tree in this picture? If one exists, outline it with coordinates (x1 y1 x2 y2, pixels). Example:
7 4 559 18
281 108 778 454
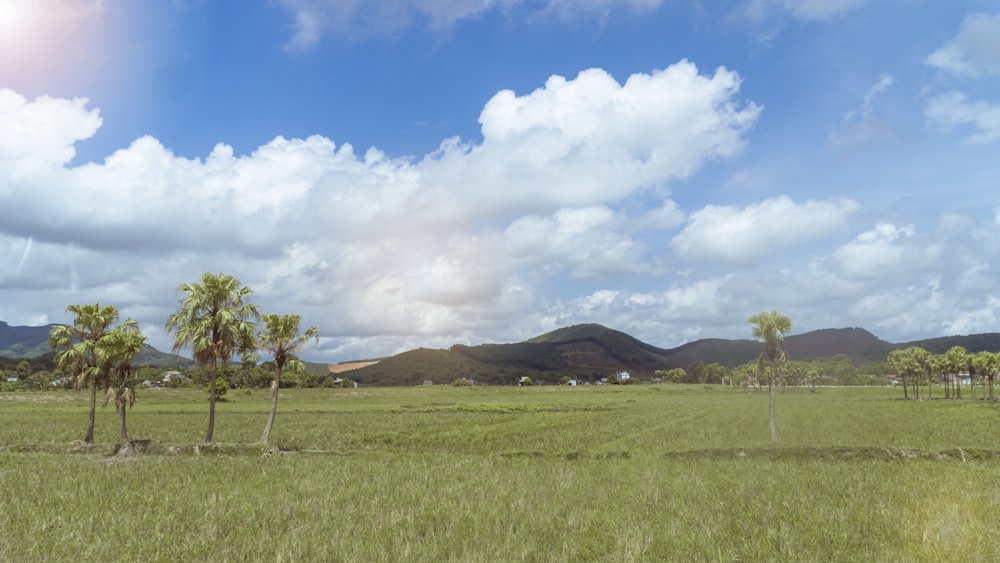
748 309 792 442
909 346 932 400
973 351 998 402
48 303 121 443
257 314 319 445
97 320 145 455
166 273 258 443
943 346 969 400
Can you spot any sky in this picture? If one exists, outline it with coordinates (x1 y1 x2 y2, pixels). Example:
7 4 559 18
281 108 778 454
1 0 999 363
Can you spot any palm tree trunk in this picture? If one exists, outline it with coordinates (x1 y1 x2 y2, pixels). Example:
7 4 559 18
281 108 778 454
902 374 909 400
85 381 97 443
769 361 777 442
205 358 218 443
261 368 282 445
118 400 133 456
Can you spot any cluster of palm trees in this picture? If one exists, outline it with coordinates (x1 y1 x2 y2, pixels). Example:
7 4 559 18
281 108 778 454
49 272 318 454
48 304 146 454
887 345 1000 402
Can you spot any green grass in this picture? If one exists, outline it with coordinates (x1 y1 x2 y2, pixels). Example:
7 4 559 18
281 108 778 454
2 385 1000 561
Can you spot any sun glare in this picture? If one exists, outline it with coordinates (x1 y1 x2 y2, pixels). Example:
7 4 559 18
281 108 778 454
0 0 40 48
0 0 107 92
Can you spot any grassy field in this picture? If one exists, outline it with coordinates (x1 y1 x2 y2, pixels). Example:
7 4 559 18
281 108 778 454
2 385 1000 561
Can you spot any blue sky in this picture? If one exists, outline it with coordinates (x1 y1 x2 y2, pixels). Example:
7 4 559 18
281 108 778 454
1 0 999 362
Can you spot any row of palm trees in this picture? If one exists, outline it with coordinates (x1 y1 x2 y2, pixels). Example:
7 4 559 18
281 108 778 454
888 345 1000 401
49 272 318 454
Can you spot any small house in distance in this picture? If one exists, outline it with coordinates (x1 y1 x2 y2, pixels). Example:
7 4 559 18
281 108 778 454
162 371 185 385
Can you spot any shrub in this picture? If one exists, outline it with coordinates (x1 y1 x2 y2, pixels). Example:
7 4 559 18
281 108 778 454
205 378 229 400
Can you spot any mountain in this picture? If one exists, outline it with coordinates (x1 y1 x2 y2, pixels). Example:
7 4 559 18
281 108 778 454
0 321 58 358
0 321 193 367
6 319 1000 384
347 324 1000 386
667 327 896 368
0 321 56 358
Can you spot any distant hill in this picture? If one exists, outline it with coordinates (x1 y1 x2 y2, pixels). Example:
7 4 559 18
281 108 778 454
347 324 1000 386
665 327 896 368
133 345 195 368
7 319 1000 384
0 321 58 358
0 320 193 368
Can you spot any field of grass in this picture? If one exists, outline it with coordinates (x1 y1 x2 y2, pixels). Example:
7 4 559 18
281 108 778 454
2 385 1000 561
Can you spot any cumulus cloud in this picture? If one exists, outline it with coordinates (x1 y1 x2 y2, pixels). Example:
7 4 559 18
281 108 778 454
501 206 648 278
0 89 101 175
827 222 926 280
926 13 1000 77
0 61 760 359
419 62 760 216
670 196 860 265
274 0 663 48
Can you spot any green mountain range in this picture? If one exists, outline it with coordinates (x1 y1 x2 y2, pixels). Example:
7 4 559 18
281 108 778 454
5 320 1000 385
0 321 193 368
348 324 1000 386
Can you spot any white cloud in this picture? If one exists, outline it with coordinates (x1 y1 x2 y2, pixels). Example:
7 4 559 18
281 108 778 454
925 91 1000 144
0 89 101 175
827 222 924 280
670 196 859 265
501 206 647 278
0 61 759 359
744 0 864 22
430 63 760 212
275 0 663 48
943 296 1000 336
926 13 1000 77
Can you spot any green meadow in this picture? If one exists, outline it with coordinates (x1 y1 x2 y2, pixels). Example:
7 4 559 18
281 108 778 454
3 385 1000 561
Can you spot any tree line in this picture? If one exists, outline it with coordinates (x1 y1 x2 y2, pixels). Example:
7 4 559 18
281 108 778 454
886 345 1000 401
46 272 318 455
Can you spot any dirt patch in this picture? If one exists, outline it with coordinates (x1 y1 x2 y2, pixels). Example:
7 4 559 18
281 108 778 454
328 361 379 374
0 394 77 403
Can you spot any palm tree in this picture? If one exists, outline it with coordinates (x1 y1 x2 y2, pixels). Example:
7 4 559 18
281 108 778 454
910 346 932 400
97 321 145 455
48 303 121 443
943 346 969 400
748 309 792 442
887 349 908 400
166 273 258 443
973 351 999 402
257 314 319 444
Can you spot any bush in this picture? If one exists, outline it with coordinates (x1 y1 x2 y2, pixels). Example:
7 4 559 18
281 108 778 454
205 378 229 400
